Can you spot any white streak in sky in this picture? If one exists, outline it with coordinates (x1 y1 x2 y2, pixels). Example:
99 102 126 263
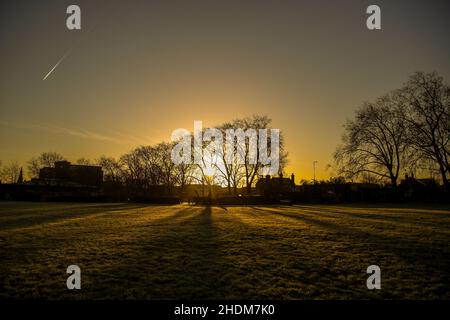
42 48 73 80
0 120 143 145
42 26 97 81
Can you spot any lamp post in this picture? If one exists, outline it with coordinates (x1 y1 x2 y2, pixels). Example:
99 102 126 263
313 161 318 184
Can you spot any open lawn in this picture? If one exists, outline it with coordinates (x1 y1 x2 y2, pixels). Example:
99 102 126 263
0 201 449 299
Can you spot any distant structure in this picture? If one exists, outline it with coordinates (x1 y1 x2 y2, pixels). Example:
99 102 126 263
399 173 438 199
1 161 447 203
256 173 296 196
39 160 103 187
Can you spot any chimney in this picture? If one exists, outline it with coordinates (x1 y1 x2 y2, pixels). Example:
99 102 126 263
291 173 295 184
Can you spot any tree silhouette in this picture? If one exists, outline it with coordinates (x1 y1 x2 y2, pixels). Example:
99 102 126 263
400 72 450 189
96 156 123 183
335 71 450 188
27 152 65 178
114 115 286 195
1 161 20 184
335 93 410 186
76 158 92 165
232 115 287 193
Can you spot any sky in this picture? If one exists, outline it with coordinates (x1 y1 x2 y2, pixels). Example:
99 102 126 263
1 0 450 181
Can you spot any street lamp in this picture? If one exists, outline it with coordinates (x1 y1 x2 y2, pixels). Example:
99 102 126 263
313 161 318 184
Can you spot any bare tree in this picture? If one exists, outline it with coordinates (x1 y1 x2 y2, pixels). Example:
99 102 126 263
135 146 163 186
1 161 21 184
76 158 92 165
174 161 195 192
120 149 145 184
334 93 410 187
169 115 287 194
401 72 450 189
39 152 65 167
27 158 41 179
189 128 218 194
120 143 179 194
208 122 244 195
173 144 196 194
232 115 288 193
96 156 124 182
155 142 177 193
27 152 65 178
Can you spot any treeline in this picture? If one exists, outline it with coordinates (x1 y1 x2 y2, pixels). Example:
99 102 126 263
334 72 450 189
0 115 287 195
2 71 448 192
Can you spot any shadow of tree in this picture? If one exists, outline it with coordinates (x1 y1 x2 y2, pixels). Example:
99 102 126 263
251 207 450 271
0 205 200 299
93 205 228 299
0 203 148 230
293 205 450 228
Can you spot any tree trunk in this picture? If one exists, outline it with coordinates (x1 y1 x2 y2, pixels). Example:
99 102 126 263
438 163 449 190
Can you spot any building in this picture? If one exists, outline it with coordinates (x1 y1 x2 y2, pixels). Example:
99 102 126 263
399 173 438 199
256 173 296 196
39 161 103 187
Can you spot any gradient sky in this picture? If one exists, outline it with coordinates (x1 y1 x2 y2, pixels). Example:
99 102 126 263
1 0 450 181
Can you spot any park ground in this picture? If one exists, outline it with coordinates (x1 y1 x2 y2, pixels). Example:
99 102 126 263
0 201 449 299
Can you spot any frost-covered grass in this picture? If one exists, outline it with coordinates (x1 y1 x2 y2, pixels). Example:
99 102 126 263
1 201 449 299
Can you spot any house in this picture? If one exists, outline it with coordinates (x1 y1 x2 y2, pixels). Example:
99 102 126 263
256 173 296 196
399 173 438 199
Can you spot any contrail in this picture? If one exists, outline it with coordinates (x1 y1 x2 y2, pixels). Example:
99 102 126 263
42 26 96 80
42 48 73 80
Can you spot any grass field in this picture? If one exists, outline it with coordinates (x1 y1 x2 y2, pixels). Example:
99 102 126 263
1 201 449 299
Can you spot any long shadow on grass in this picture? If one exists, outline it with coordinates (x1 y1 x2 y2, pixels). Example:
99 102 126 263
0 205 199 299
251 207 450 270
0 203 149 230
245 206 450 298
292 205 450 229
234 207 380 299
92 205 228 299
328 202 450 212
